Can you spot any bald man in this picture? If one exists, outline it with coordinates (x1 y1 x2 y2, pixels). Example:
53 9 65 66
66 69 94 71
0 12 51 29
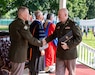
43 8 82 75
9 6 43 75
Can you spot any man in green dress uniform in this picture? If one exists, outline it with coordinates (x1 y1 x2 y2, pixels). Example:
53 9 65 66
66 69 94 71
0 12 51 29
43 8 82 75
9 6 43 75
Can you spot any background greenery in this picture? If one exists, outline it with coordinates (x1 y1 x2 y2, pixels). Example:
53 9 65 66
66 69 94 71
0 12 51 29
0 0 95 19
82 29 95 48
0 0 95 48
0 26 8 30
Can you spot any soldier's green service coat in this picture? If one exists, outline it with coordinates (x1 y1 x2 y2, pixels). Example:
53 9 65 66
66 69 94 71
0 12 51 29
45 18 82 60
9 18 42 63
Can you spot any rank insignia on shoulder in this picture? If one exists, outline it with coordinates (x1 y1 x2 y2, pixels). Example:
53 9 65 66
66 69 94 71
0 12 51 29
65 26 70 29
24 25 28 30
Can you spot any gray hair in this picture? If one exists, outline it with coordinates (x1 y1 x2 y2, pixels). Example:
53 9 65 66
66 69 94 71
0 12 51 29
34 10 43 18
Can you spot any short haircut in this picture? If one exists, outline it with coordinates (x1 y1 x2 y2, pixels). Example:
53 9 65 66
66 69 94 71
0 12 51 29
47 13 54 20
34 10 42 18
61 8 68 15
17 6 28 15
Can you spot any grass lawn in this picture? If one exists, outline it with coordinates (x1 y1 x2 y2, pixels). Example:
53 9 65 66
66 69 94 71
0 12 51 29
78 30 95 67
0 25 8 30
82 30 95 48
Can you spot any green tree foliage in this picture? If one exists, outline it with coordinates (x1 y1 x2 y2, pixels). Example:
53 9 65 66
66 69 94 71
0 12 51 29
12 0 48 11
0 0 89 19
11 0 59 14
67 0 88 19
86 0 95 19
0 0 59 17
47 0 59 15
0 0 13 17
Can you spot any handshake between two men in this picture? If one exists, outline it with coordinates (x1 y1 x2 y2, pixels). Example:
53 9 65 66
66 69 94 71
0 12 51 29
38 38 48 56
40 37 69 55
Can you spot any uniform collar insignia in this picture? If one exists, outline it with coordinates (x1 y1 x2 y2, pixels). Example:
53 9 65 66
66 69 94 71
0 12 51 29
24 25 28 30
65 26 70 29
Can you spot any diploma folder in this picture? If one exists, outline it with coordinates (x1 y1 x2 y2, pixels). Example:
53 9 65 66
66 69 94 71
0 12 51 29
59 31 73 43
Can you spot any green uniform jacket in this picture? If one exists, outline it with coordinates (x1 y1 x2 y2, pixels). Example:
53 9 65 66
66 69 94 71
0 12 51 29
9 18 42 63
45 18 82 60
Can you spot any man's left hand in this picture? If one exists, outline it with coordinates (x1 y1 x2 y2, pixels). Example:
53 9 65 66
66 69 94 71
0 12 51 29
61 42 69 50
